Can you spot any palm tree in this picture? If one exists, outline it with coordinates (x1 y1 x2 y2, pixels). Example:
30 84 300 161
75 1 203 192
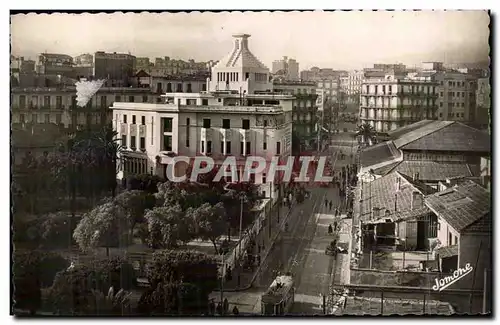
356 123 376 147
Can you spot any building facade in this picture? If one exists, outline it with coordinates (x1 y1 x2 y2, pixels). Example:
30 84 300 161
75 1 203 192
35 53 75 78
273 81 318 150
359 75 438 133
475 77 490 129
93 51 136 87
340 70 364 97
272 56 299 81
112 34 294 201
11 86 158 129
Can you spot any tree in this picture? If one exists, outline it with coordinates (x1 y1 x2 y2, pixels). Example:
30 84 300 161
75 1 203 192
39 212 81 249
13 251 70 314
73 201 129 256
356 123 376 146
188 203 226 254
144 205 193 249
142 250 219 315
47 257 136 315
137 282 201 315
114 190 156 241
126 174 162 193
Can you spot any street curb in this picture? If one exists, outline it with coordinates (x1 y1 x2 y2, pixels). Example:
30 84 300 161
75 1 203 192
216 203 295 292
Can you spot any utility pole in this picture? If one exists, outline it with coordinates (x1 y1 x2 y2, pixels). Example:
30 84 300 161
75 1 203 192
238 195 244 258
220 252 224 316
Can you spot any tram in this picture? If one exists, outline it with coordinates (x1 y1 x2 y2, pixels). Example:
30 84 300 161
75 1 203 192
261 275 295 315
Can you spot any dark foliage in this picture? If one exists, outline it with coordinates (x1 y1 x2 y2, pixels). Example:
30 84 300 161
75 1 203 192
136 282 202 316
47 257 136 315
125 174 162 193
13 251 70 314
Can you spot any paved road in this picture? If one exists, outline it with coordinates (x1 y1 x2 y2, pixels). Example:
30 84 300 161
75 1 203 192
209 153 352 315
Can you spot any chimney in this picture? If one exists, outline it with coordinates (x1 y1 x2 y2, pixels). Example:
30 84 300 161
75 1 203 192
411 191 424 210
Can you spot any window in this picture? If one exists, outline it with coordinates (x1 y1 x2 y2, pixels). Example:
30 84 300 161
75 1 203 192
130 136 137 149
44 114 50 123
461 103 465 107
439 113 443 118
122 135 127 148
203 119 211 128
201 141 205 153
176 83 183 92
163 135 172 151
207 141 212 154
440 102 443 107
440 92 443 97
242 119 250 129
263 142 267 150
166 83 172 92
222 119 230 129
456 113 460 117
437 222 441 231
245 72 250 79
128 96 135 102
462 92 465 98
32 114 37 123
240 142 244 155
142 95 148 103
221 141 224 153
141 116 146 125
132 115 136 124
440 81 444 86
56 96 63 109
123 115 127 123
56 114 62 124
262 173 266 184
202 84 207 91
454 236 458 245
448 81 452 87
115 95 121 102
246 142 250 155
276 142 281 155
19 95 26 108
202 99 208 105
461 113 465 117
140 137 146 150
163 118 173 132
44 96 50 107
448 232 452 245
264 120 268 127
20 114 25 123
226 141 231 154
187 83 192 93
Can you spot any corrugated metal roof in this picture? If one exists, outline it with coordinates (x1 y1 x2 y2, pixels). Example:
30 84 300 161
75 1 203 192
393 120 454 149
386 120 436 139
387 161 474 180
425 180 490 232
400 122 491 152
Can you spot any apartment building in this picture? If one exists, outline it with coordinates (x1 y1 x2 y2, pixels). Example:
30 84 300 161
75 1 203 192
112 34 294 201
272 56 300 81
93 51 136 87
35 53 75 78
340 70 364 97
359 74 438 133
273 80 318 149
11 86 158 129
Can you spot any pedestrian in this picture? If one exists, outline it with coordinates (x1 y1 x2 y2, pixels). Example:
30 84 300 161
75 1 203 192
223 298 229 314
216 302 222 315
329 201 333 211
209 299 216 315
226 265 233 281
257 255 261 266
328 224 333 234
324 199 328 208
232 305 239 315
334 221 338 231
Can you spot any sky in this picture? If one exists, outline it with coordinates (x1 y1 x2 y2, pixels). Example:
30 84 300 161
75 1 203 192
10 10 490 70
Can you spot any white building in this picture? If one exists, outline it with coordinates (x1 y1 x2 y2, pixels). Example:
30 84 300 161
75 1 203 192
272 56 300 81
112 34 294 200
